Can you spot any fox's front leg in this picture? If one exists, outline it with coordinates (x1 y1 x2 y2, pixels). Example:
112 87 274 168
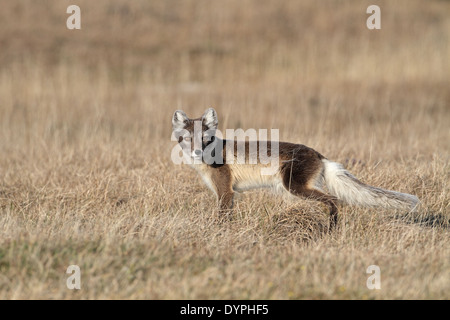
210 165 234 216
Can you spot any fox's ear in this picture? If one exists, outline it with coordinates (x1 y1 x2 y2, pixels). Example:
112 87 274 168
172 110 188 130
202 108 218 130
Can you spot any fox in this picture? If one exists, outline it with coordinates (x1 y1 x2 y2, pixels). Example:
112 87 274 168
172 108 419 230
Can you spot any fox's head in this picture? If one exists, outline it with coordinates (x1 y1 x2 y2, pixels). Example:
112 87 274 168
172 108 219 163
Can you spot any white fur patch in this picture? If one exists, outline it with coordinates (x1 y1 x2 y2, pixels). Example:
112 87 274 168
322 159 419 210
172 110 188 129
190 163 217 195
202 108 218 129
229 164 282 193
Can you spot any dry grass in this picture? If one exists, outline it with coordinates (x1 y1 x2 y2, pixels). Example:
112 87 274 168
0 0 449 299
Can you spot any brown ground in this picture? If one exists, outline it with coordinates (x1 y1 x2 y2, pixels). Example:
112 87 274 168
0 0 448 299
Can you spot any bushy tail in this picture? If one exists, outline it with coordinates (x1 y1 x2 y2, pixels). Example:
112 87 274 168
322 159 419 211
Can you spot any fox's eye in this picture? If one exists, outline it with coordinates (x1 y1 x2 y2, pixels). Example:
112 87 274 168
184 137 192 142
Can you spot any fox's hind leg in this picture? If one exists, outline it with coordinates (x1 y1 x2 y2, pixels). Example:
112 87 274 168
294 188 338 231
281 155 339 231
217 191 234 214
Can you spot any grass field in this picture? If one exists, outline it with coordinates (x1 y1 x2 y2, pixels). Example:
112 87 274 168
0 0 449 299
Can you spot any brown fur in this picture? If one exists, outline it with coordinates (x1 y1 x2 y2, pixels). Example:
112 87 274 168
190 138 338 229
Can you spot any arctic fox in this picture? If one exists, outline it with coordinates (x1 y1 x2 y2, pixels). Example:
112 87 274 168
172 108 419 229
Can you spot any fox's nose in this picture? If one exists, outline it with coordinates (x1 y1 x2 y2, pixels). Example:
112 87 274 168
194 150 202 156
